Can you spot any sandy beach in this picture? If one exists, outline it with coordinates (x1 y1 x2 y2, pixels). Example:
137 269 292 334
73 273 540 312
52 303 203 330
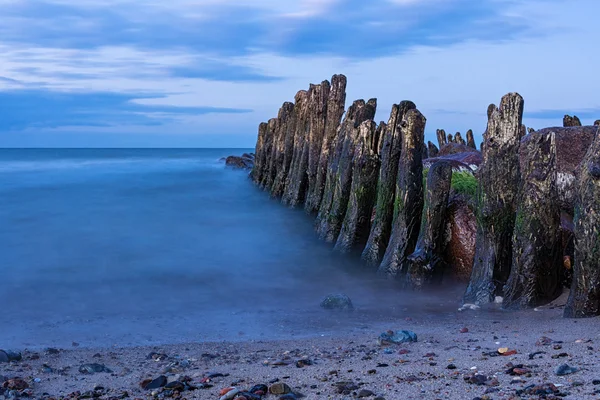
3 295 600 400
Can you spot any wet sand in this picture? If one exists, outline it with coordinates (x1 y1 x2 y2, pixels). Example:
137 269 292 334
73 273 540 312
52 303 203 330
3 296 600 400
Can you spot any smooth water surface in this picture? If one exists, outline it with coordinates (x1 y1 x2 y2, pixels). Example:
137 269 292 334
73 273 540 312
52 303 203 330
0 149 463 349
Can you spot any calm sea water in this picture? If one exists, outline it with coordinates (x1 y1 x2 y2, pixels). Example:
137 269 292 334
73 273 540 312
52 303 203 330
0 148 461 349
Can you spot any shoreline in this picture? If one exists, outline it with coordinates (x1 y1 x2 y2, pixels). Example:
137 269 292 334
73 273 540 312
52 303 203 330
3 303 600 399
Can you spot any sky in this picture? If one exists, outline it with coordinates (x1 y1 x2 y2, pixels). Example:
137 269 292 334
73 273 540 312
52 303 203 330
0 0 598 148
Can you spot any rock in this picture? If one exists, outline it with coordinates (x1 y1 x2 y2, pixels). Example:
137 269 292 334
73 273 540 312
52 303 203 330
362 101 416 267
555 363 578 375
2 378 28 391
406 161 453 289
219 387 241 400
225 154 254 170
438 143 479 157
358 389 375 398
79 363 112 374
565 126 600 317
249 384 269 395
0 350 21 363
443 194 476 282
377 330 418 345
436 129 447 149
466 129 476 149
335 120 381 253
378 109 426 278
463 93 524 305
563 115 582 127
503 130 563 309
320 294 354 310
141 375 167 390
316 99 377 242
427 141 439 158
270 102 296 198
269 382 291 395
306 75 347 213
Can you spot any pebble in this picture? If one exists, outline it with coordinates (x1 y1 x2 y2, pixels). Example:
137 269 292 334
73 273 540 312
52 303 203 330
219 388 240 400
78 363 112 374
141 375 167 390
555 363 578 376
358 389 375 398
269 382 291 395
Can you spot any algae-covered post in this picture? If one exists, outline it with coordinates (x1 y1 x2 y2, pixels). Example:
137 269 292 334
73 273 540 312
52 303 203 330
303 81 331 213
378 109 426 278
454 132 466 145
335 120 381 254
252 122 269 184
564 126 600 318
282 90 310 207
316 99 377 243
466 129 476 149
503 131 563 309
436 129 447 149
563 115 582 127
463 93 524 305
362 101 416 267
306 75 347 214
270 102 296 198
406 161 453 289
427 141 439 158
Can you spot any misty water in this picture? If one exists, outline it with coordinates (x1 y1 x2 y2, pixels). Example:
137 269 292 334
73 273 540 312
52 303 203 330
0 148 464 349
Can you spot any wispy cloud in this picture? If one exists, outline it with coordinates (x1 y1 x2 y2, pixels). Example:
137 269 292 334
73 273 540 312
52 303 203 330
0 0 598 147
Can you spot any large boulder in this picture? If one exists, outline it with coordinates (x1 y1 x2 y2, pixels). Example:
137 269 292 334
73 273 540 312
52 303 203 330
225 153 255 169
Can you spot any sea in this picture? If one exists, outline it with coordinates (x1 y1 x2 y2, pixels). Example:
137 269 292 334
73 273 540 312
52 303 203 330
0 148 460 349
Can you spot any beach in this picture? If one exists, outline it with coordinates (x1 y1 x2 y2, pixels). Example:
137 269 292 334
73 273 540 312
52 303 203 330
3 294 600 400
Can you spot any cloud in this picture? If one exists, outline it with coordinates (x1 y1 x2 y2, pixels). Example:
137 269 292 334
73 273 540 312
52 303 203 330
0 0 597 146
0 90 252 130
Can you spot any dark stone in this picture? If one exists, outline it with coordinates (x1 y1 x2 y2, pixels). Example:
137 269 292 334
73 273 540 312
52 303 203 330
269 382 292 395
555 364 578 375
305 76 347 213
377 330 417 345
378 109 426 278
463 93 524 305
358 389 375 398
436 129 447 149
320 293 354 310
362 101 416 267
427 141 439 158
565 127 600 317
503 131 563 309
270 102 296 198
466 129 476 149
79 363 112 374
406 161 453 289
142 375 168 390
563 115 582 127
335 120 381 253
444 194 477 282
282 90 310 207
225 154 254 170
316 99 377 243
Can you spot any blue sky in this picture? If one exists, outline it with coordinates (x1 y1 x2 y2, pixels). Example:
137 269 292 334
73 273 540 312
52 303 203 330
0 0 598 148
